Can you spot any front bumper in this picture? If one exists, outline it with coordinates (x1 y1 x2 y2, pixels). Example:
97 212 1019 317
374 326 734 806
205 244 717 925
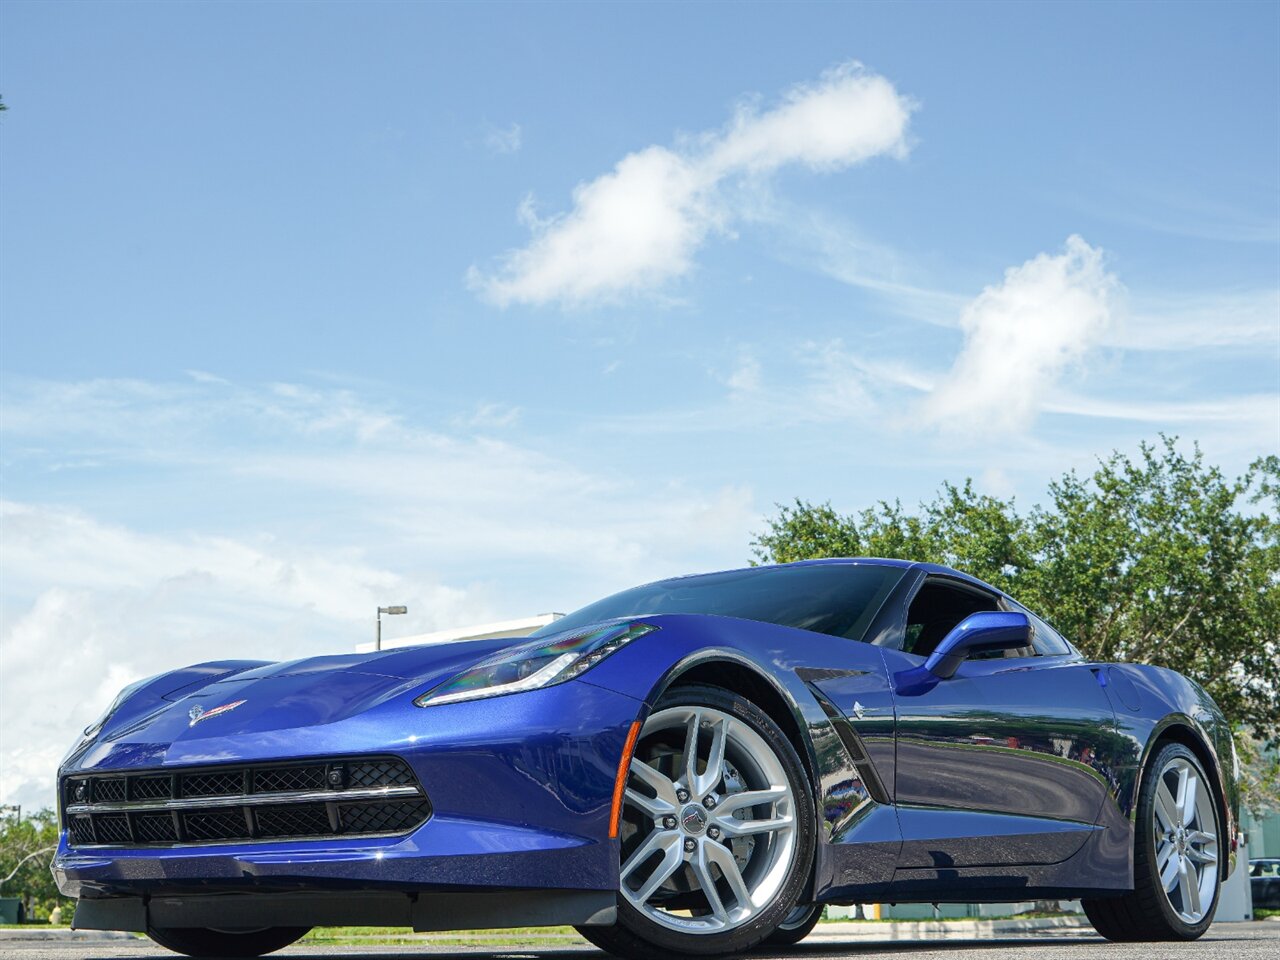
54 678 643 924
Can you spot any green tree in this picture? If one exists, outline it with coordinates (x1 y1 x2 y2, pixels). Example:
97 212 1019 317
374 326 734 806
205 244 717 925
753 437 1280 744
0 809 68 920
1237 736 1280 819
752 480 1029 590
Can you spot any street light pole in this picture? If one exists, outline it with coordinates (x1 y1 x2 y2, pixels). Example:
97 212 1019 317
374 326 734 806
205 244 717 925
376 605 407 651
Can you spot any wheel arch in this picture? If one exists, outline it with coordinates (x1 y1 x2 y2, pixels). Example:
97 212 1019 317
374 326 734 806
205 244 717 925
649 652 818 792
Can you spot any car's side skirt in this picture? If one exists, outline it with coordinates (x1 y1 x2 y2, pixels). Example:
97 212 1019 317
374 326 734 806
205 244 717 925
72 889 618 933
879 813 1131 904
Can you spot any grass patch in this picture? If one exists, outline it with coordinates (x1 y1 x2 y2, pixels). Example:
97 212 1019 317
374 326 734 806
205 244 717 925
302 926 584 947
818 911 1085 923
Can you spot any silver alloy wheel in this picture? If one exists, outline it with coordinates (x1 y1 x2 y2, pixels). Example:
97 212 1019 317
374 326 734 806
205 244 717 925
1152 756 1218 924
620 705 798 934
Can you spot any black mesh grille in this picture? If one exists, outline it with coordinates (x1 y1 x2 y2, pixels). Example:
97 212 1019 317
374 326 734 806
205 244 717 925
69 816 95 845
93 813 131 844
253 765 325 793
132 812 178 843
131 776 172 801
182 770 242 797
93 778 126 802
63 756 426 846
255 804 331 838
349 759 415 788
183 810 249 842
340 800 431 834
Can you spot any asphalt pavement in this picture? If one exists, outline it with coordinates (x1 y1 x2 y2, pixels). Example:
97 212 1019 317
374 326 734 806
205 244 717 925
1 922 1278 960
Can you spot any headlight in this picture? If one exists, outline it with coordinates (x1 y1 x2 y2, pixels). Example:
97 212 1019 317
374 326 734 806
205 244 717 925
414 621 657 707
81 674 159 741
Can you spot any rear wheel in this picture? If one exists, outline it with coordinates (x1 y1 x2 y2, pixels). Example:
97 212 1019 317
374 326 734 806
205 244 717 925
577 683 815 959
146 926 310 957
1083 742 1220 941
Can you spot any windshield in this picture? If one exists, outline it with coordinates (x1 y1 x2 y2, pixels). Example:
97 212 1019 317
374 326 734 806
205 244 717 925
535 563 904 642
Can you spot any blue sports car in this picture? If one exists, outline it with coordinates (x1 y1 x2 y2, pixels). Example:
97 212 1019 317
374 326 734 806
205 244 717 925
54 559 1240 958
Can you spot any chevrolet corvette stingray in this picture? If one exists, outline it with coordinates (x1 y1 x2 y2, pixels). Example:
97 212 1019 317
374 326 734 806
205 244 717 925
53 559 1240 958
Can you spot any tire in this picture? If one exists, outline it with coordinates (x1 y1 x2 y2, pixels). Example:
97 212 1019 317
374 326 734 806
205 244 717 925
1082 742 1221 942
146 926 310 957
762 902 823 946
577 683 816 959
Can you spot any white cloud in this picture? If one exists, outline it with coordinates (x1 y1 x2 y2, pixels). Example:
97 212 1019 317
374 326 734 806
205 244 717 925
774 206 969 327
483 121 523 155
783 208 1278 354
705 64 913 176
469 146 711 306
1043 390 1279 426
723 351 762 395
922 235 1120 434
1112 289 1280 351
470 62 915 307
451 401 522 430
0 377 757 576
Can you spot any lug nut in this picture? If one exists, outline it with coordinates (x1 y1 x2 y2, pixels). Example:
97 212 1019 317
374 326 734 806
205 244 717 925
676 788 690 803
703 795 717 809
684 839 696 853
708 826 721 840
662 816 677 829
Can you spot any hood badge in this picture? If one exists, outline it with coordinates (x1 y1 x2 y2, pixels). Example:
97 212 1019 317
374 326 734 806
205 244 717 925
188 700 247 727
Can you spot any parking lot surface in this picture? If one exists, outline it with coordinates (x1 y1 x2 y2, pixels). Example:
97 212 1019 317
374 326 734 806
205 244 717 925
2 921 1278 960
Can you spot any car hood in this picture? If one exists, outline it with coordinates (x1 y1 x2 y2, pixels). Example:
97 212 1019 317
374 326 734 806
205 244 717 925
101 637 520 744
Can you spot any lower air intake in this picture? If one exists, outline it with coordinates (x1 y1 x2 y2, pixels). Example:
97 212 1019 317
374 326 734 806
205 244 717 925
62 756 430 847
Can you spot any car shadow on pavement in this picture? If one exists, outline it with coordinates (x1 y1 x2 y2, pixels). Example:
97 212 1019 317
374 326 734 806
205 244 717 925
71 941 1101 960
70 927 1280 960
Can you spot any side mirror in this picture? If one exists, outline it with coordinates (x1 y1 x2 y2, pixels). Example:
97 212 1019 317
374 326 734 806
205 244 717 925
925 611 1031 679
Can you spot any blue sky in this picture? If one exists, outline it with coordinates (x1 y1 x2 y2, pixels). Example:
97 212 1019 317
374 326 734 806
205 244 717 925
1 1 1277 807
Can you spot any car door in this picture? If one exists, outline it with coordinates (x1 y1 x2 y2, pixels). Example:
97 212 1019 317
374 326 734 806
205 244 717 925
878 573 1119 870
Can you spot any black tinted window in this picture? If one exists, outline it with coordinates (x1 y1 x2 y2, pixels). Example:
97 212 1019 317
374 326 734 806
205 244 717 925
538 564 904 642
903 579 1002 657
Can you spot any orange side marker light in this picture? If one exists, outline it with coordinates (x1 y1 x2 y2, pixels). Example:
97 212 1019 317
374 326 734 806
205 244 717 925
608 720 643 839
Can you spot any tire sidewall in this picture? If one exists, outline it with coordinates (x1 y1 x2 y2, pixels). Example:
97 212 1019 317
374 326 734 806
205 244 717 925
764 901 823 946
614 683 816 956
1138 742 1220 937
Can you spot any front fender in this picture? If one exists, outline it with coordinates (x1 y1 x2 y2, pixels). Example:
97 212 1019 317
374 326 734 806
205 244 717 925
580 613 903 901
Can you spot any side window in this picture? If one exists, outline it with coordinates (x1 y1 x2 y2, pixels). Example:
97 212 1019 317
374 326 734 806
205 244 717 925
1007 602 1073 656
903 579 1002 658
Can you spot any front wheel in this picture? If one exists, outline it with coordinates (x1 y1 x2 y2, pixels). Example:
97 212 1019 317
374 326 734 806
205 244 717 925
577 683 816 959
1083 742 1221 941
146 926 310 957
762 902 823 945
